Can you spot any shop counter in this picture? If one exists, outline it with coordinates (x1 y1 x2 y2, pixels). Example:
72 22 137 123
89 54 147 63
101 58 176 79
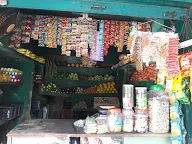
7 119 171 144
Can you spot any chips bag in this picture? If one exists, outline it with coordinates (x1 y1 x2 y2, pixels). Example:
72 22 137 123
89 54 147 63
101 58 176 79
179 52 192 77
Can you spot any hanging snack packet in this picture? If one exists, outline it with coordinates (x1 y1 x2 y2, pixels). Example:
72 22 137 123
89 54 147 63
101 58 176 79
170 101 179 120
181 77 190 104
166 76 173 94
169 93 176 104
171 119 182 137
173 74 182 92
157 69 166 86
171 137 182 144
190 68 192 102
179 52 192 77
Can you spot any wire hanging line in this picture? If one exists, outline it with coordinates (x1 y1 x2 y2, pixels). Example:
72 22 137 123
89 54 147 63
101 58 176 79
137 19 175 31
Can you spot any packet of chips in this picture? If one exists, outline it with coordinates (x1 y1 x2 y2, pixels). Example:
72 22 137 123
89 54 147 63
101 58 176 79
169 93 176 104
170 101 179 120
171 119 182 137
171 137 182 144
173 74 182 92
166 76 173 94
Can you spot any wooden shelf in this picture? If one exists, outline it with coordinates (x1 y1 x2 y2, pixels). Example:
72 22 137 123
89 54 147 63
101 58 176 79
7 119 172 138
39 92 119 97
44 78 114 87
0 46 44 65
0 82 22 85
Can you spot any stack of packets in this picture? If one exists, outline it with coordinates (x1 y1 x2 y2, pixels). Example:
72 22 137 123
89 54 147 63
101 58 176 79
84 117 97 134
84 117 109 134
170 94 187 144
96 118 109 134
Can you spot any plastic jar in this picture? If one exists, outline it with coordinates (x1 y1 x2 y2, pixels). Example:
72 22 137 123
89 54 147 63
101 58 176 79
122 84 134 109
107 108 122 132
122 109 134 132
135 87 147 110
134 112 148 133
147 85 169 133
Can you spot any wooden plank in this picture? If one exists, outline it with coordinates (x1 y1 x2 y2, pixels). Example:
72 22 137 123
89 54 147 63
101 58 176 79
7 0 187 20
7 119 171 138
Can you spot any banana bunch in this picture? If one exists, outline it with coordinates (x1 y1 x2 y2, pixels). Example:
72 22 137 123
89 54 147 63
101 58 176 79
16 48 45 64
36 57 45 64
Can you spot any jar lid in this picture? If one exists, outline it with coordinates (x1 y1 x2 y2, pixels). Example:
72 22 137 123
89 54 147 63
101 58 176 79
135 87 147 94
122 109 134 116
108 108 121 113
134 108 148 114
150 85 164 90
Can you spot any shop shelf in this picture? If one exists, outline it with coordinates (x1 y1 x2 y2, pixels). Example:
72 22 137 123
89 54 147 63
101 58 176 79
0 82 22 85
39 92 119 97
72 108 98 112
44 78 114 87
0 103 23 121
0 46 44 65
130 81 155 89
57 66 113 75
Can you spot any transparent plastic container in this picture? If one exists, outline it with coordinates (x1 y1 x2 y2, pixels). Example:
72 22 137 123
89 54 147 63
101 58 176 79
122 84 134 109
134 113 148 133
107 108 122 132
122 109 134 132
135 87 147 110
147 85 169 133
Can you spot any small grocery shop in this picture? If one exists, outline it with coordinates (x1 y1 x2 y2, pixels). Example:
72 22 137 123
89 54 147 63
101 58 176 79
0 0 192 144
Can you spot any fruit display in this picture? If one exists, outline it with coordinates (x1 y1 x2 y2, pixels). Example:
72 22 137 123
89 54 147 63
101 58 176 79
76 87 84 94
41 83 84 94
130 64 156 82
53 71 114 81
41 83 60 93
73 101 87 109
0 68 23 83
16 48 45 64
53 72 79 80
60 88 78 94
84 82 118 94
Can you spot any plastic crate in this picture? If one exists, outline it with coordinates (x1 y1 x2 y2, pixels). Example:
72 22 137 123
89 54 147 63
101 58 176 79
0 105 16 120
0 103 24 120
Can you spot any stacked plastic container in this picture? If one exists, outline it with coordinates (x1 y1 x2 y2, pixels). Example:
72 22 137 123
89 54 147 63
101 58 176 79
122 84 134 132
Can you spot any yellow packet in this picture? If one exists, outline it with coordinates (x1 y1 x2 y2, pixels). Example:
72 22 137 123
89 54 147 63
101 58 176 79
172 74 182 92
